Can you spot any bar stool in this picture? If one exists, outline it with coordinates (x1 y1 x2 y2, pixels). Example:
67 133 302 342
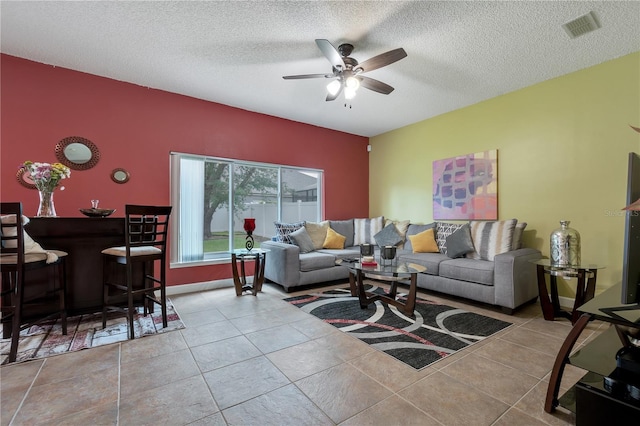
101 205 172 340
0 202 68 363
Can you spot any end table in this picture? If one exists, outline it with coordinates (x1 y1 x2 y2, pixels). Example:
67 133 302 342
532 259 605 324
230 249 269 296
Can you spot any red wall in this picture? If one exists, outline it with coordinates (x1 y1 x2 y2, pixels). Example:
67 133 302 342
0 54 369 286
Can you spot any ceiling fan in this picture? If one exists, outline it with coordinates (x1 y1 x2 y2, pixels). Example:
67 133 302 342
283 39 407 101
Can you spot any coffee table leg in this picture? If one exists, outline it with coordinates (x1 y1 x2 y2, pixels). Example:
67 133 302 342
403 273 418 315
348 271 357 296
356 269 369 309
388 279 398 299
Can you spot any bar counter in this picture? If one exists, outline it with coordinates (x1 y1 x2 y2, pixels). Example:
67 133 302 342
27 217 127 315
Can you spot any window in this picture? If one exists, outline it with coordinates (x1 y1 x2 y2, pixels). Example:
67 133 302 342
170 153 322 265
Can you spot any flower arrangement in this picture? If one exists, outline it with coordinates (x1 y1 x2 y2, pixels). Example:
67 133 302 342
20 161 71 192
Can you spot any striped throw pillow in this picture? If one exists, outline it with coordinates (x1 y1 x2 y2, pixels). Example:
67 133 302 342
467 219 518 261
353 216 384 245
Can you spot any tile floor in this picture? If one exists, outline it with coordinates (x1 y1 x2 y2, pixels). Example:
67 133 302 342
1 281 606 425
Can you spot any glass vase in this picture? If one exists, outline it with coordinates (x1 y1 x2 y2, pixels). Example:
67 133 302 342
37 190 57 217
550 220 580 266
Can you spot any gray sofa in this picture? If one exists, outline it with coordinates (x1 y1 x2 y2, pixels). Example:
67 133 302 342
261 220 542 313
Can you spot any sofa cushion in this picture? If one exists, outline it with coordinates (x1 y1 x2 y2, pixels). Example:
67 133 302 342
512 222 527 250
274 221 305 244
305 221 329 250
408 228 439 253
374 223 403 247
396 250 449 275
330 219 354 247
317 247 361 260
436 222 465 255
404 223 436 252
299 252 337 272
438 258 494 286
354 216 384 245
323 227 346 249
445 224 475 258
289 227 315 254
467 219 517 261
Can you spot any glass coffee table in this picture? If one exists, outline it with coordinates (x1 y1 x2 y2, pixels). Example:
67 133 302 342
339 260 427 316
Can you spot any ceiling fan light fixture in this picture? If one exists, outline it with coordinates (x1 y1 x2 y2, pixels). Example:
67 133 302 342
326 80 342 96
345 76 360 90
344 87 357 100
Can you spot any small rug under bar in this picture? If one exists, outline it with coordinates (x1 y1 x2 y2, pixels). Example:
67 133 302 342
285 284 511 370
1 299 185 365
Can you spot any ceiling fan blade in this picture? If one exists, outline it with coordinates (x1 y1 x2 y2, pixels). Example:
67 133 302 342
358 76 394 94
282 73 331 80
356 48 407 73
315 39 345 70
326 83 343 102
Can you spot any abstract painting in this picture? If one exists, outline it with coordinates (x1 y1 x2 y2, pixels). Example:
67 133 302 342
433 150 498 220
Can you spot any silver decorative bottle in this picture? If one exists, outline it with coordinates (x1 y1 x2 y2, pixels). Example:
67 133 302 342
550 220 581 266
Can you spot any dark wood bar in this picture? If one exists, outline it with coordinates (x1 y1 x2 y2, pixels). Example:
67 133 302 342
26 217 126 315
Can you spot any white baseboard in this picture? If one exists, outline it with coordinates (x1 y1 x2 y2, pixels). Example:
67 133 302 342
558 295 575 309
166 279 234 296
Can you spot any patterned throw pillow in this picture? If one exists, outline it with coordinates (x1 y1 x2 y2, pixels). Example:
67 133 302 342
354 216 384 245
467 219 518 261
374 223 403 247
274 221 305 245
435 222 465 255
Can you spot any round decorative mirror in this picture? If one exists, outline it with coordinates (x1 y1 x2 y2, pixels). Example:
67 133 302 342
55 136 100 170
111 168 130 184
16 168 37 190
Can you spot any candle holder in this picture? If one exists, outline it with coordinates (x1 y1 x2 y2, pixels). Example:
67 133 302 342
380 245 397 267
360 243 374 264
244 218 256 251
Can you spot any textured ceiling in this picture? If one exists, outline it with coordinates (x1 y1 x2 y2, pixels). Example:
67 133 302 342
1 1 639 137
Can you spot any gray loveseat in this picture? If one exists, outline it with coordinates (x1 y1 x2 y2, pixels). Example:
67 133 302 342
261 219 542 313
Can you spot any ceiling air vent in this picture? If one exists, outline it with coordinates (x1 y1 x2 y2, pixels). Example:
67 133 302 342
563 11 600 39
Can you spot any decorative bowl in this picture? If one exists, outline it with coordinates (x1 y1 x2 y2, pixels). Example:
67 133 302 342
79 208 115 218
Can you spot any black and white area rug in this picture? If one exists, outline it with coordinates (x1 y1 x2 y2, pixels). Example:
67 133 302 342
285 284 512 370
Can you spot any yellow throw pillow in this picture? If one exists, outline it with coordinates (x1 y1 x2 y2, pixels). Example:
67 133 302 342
323 227 346 249
409 228 440 253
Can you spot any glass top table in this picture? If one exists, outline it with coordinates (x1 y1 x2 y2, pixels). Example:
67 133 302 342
229 248 269 296
531 259 606 324
339 260 427 316
544 282 640 414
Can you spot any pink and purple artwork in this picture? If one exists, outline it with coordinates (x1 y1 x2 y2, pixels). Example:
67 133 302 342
433 150 498 220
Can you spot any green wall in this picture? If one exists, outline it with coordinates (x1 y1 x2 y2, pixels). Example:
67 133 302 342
370 52 640 295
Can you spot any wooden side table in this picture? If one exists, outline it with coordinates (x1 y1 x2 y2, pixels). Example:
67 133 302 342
230 249 268 296
532 260 604 324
